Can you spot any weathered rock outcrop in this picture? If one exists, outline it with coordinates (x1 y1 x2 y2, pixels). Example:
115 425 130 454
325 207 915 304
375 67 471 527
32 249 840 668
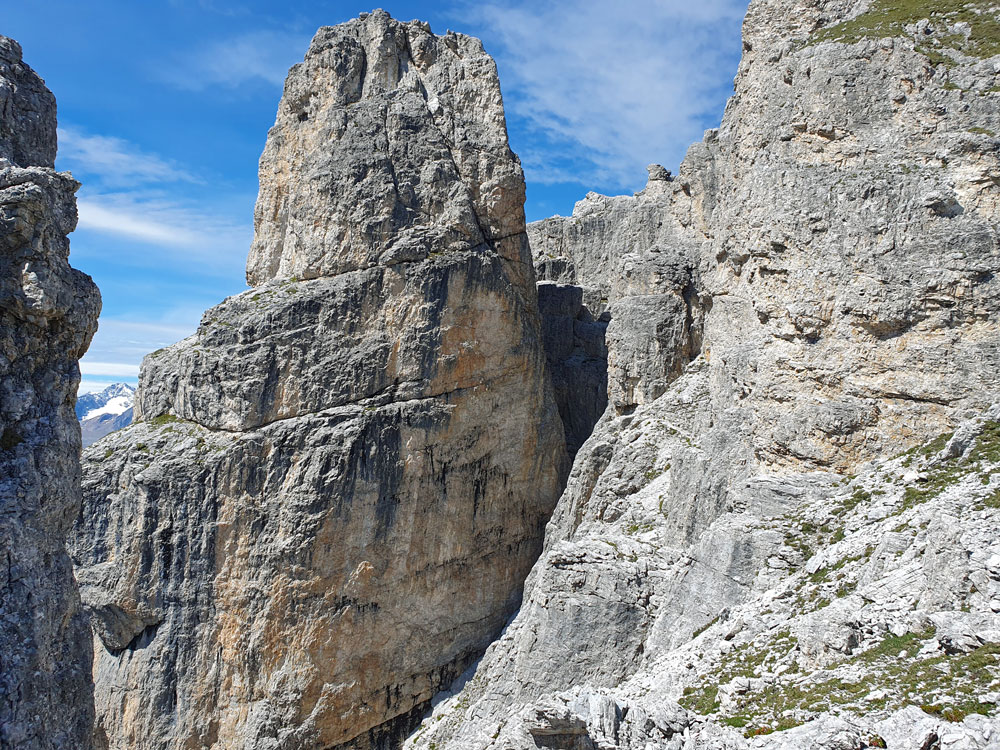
71 12 565 750
0 35 100 750
407 0 1000 747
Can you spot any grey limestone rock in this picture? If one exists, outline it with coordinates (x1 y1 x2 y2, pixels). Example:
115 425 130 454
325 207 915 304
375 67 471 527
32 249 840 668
406 0 1000 748
0 36 57 170
0 35 100 750
247 11 530 291
72 11 565 750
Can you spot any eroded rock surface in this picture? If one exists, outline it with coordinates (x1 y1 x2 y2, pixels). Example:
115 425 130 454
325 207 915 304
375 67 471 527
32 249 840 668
0 35 100 750
72 12 564 750
406 1 1000 747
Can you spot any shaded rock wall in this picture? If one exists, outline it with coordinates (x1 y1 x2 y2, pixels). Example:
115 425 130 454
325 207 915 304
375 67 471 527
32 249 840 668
0 35 100 750
72 12 565 750
535 281 607 459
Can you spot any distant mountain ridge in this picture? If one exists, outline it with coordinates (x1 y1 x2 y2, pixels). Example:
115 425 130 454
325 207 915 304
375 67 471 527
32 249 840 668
78 383 134 446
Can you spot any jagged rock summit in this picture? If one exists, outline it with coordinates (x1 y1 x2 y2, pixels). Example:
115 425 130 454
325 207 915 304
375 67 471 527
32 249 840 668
72 11 565 750
247 9 530 288
0 35 100 750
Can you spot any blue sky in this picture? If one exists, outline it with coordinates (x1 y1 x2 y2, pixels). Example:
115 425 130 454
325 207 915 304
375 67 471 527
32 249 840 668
4 0 746 394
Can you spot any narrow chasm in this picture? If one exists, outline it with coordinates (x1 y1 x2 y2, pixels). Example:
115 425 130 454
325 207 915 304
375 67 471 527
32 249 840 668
536 280 609 461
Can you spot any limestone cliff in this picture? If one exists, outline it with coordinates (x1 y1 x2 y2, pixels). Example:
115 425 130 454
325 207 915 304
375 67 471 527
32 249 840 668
406 0 1000 746
71 11 565 750
0 35 100 750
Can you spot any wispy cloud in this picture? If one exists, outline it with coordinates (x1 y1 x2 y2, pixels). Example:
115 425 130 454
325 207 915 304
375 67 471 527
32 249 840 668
161 29 310 90
463 0 746 190
80 361 142 378
77 197 203 246
59 122 251 380
79 379 130 394
58 125 252 273
58 126 199 188
80 316 203 387
76 192 251 268
85 317 199 361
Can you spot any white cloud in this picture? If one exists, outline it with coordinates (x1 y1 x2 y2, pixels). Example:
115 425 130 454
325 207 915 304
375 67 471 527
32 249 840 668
77 197 204 247
162 29 311 90
80 361 142 378
86 318 200 361
79 378 132 395
58 126 199 188
75 192 252 274
54 127 252 276
80 316 203 388
465 0 747 189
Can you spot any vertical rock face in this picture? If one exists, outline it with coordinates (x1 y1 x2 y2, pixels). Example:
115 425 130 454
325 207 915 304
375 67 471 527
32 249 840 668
72 11 565 750
0 35 100 750
408 0 1000 747
534 281 608 459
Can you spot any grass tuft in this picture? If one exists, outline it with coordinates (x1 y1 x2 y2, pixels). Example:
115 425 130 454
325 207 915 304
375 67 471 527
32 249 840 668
807 1 1000 62
150 414 182 427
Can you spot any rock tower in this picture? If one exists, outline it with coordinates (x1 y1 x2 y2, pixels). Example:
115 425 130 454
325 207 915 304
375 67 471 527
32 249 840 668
72 12 565 750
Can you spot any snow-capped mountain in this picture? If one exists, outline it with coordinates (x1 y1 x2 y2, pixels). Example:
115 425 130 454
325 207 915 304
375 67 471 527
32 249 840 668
77 383 135 446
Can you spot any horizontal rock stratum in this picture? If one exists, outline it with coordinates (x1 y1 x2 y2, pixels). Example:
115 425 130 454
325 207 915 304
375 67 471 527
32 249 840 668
0 35 100 750
71 11 565 750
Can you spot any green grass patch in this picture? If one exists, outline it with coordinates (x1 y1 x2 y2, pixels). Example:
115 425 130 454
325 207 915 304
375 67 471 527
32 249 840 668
643 463 670 483
680 630 799 716
711 632 998 733
841 488 871 513
891 426 998 514
977 488 1000 510
808 551 866 585
970 421 1000 463
625 521 656 535
807 1 1000 61
920 431 954 457
744 718 803 737
150 414 182 427
693 615 721 640
681 684 720 715
723 716 750 728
